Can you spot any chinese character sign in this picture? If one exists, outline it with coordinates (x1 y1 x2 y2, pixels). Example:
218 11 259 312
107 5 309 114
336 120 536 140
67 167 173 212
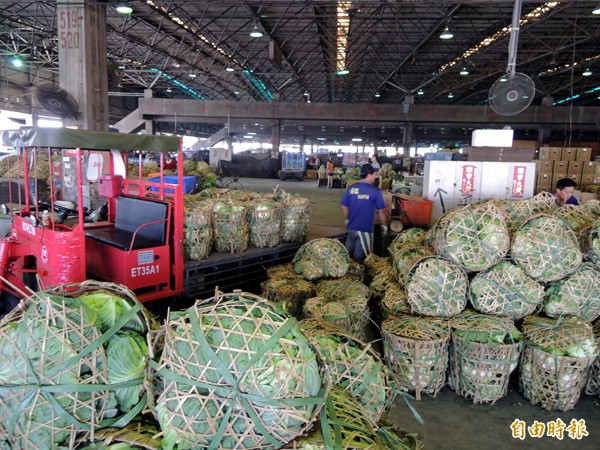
511 418 588 441
512 166 526 198
461 165 476 196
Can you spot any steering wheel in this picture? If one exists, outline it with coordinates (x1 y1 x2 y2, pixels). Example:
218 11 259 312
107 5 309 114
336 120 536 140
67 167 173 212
38 201 87 222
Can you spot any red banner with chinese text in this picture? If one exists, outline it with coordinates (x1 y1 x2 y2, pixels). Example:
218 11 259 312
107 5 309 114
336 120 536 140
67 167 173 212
461 165 476 196
512 165 526 198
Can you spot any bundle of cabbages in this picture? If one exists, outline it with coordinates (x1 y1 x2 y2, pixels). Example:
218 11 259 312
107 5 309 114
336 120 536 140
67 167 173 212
0 283 155 449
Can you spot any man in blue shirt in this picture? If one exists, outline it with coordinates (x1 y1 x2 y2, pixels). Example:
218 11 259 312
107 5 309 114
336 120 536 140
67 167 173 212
340 163 388 262
555 178 579 206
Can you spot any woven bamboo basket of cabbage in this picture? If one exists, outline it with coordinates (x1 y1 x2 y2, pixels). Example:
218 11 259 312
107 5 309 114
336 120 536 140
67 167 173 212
153 291 329 450
315 279 370 339
0 280 157 450
281 194 311 243
290 387 421 450
553 204 595 241
388 228 428 259
363 253 392 278
382 316 450 400
469 261 544 320
584 218 600 268
405 256 468 317
392 244 435 285
433 202 510 272
267 263 301 280
183 198 213 260
584 320 600 396
303 295 369 341
249 200 283 248
581 198 600 217
212 201 249 253
448 312 522 404
543 264 600 322
511 214 583 283
369 270 398 299
519 315 598 411
380 284 411 320
293 238 350 280
71 420 162 450
346 259 365 281
261 278 315 318
299 319 395 424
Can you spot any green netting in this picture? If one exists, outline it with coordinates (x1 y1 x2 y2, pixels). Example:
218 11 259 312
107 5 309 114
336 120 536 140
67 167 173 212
469 261 544 320
153 292 329 449
511 214 582 282
382 316 450 400
519 315 597 411
183 198 213 261
448 312 522 404
544 264 600 321
249 201 283 248
293 239 350 280
433 202 510 272
299 319 395 424
212 201 249 253
405 257 468 317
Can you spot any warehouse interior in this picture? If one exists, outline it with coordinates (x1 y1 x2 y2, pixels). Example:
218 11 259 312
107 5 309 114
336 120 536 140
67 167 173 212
0 1 599 450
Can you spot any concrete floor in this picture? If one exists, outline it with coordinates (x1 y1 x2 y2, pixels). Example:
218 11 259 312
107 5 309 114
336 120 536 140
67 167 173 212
240 177 599 450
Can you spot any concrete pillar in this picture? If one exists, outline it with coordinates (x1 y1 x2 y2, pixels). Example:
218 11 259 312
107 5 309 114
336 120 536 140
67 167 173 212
271 120 281 158
57 0 108 131
144 89 154 135
402 124 411 156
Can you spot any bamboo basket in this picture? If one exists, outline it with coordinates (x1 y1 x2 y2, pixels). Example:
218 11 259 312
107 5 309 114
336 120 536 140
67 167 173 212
249 200 282 248
183 199 213 260
212 201 249 253
261 277 315 318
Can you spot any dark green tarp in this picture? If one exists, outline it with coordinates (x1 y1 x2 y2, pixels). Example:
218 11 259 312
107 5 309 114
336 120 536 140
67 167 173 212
0 127 180 153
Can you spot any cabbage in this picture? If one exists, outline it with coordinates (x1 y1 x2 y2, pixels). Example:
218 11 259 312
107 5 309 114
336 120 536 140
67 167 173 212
79 291 146 334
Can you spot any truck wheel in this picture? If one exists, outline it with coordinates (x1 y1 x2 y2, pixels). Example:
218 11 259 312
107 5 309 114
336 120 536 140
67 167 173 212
0 291 19 317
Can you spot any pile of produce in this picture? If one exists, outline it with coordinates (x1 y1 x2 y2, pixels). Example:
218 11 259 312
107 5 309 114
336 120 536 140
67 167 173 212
293 387 420 450
300 320 394 424
380 285 412 319
267 263 301 280
543 264 600 321
519 315 598 411
405 256 468 317
585 218 600 269
432 202 509 272
183 196 213 260
388 228 428 258
261 277 315 318
511 214 582 282
212 201 249 253
392 245 435 285
293 238 349 280
249 200 282 248
469 262 544 320
69 421 161 450
382 315 450 400
0 281 156 449
448 312 522 404
153 292 328 449
553 204 595 238
493 193 556 236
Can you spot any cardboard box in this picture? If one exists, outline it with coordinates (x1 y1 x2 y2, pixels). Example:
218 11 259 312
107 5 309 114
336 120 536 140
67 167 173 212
305 169 318 180
568 161 583 176
552 161 568 174
539 147 562 160
581 174 595 187
561 147 577 161
535 160 554 173
581 192 599 203
581 161 597 175
577 147 592 162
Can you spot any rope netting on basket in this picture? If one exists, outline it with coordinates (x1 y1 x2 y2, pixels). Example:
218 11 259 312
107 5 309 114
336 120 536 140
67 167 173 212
433 202 510 272
346 259 365 282
280 194 311 243
363 253 393 278
469 261 544 320
153 291 329 450
261 278 315 319
448 312 522 404
0 281 157 450
584 320 600 397
293 238 350 280
392 244 435 286
511 214 582 282
405 256 468 317
212 201 249 253
553 204 596 240
381 284 412 320
369 270 399 299
382 316 450 400
303 295 369 341
183 199 213 261
495 192 557 236
299 319 395 424
387 228 428 259
544 264 600 322
249 200 283 248
519 315 598 411
289 387 421 450
267 263 301 280
581 199 600 217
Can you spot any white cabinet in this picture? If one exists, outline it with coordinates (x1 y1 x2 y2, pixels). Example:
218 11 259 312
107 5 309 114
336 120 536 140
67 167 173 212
423 161 536 224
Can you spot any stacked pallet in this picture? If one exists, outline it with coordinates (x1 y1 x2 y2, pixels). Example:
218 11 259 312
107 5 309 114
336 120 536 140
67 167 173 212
536 146 595 194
